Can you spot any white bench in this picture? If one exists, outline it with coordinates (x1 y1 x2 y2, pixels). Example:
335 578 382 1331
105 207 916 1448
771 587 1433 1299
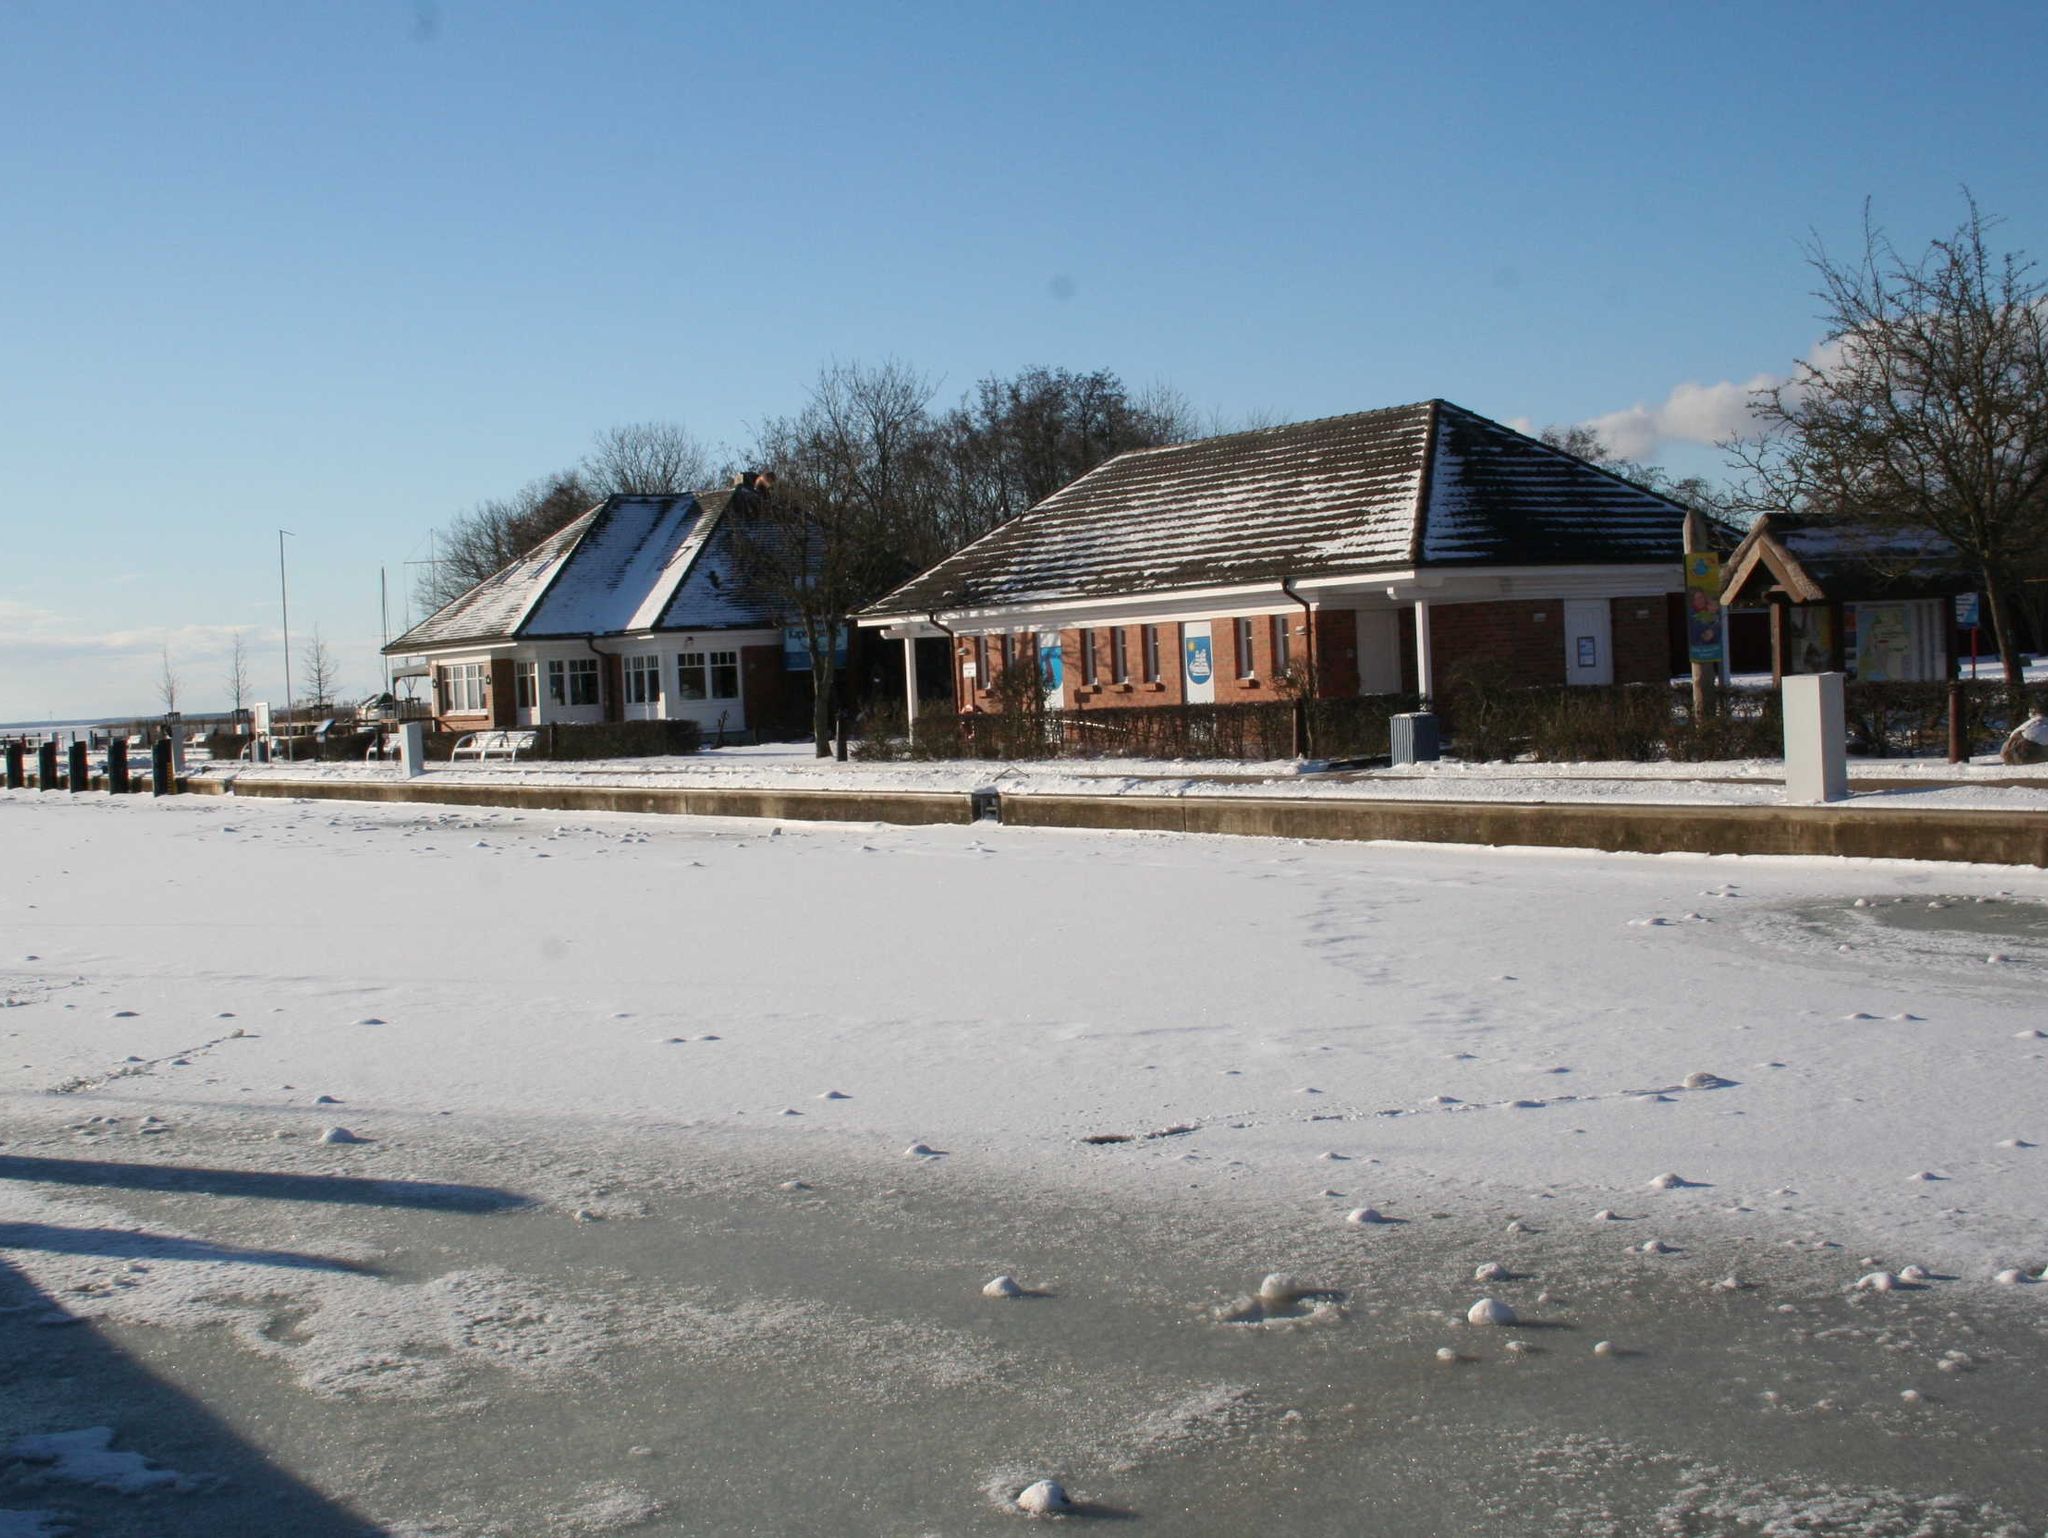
449 729 536 763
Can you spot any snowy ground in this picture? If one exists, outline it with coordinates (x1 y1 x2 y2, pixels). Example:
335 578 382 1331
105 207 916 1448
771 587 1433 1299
3 789 2046 1535
211 738 2048 814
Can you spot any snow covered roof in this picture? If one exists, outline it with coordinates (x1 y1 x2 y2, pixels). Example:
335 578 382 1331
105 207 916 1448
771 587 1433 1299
864 400 1685 620
386 491 776 653
1721 512 1970 606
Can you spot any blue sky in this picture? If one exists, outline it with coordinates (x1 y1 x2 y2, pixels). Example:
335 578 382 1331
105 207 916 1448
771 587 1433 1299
3 1 2043 720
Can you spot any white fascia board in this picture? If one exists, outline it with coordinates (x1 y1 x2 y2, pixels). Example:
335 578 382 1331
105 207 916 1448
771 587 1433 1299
865 564 1678 635
609 626 783 649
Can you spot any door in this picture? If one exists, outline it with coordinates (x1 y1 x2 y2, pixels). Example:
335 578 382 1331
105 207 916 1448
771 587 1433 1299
1563 600 1613 686
1182 622 1215 704
1356 609 1402 694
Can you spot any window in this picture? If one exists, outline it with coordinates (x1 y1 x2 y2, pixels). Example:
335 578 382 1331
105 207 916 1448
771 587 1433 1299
708 650 740 699
1235 618 1256 679
675 653 707 700
440 662 485 713
1110 627 1129 684
676 651 741 701
1271 616 1293 677
514 661 538 709
624 654 662 705
973 637 989 692
548 657 599 707
1079 628 1097 687
1142 625 1161 684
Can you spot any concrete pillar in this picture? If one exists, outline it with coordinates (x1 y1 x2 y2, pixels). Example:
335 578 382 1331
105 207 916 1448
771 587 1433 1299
902 636 919 733
1783 672 1848 803
397 720 427 779
1413 600 1435 703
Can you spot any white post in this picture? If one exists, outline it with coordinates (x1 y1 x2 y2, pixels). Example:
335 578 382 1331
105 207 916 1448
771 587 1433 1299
903 636 919 730
1413 600 1434 703
1782 672 1847 803
397 720 427 780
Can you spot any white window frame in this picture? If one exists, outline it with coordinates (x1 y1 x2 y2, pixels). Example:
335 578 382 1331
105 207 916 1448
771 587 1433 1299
560 657 600 707
1142 625 1161 684
1271 615 1292 677
1235 618 1256 680
441 661 485 713
514 661 538 709
624 654 662 706
707 649 740 700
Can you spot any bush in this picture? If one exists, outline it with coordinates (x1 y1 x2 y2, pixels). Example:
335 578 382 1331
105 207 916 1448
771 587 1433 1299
527 720 701 760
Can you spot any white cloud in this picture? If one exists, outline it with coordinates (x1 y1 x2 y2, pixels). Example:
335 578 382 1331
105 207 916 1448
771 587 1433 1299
1578 373 1777 462
0 601 267 664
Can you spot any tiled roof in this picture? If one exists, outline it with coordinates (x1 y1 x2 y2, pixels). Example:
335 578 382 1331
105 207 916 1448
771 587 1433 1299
386 493 776 653
864 400 1685 619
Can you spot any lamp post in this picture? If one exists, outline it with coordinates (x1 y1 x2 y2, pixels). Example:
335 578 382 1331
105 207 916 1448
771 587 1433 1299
278 529 296 760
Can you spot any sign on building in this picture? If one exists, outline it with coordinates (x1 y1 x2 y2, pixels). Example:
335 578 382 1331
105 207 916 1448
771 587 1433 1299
1037 633 1063 710
783 625 849 671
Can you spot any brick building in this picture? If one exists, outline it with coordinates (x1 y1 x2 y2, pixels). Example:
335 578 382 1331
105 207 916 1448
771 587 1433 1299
384 491 789 739
857 401 1687 726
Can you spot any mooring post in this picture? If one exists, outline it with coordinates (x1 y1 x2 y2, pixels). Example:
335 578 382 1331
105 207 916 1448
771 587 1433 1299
4 741 23 789
151 739 173 796
67 741 88 793
1947 678 1965 764
37 741 58 791
107 738 130 794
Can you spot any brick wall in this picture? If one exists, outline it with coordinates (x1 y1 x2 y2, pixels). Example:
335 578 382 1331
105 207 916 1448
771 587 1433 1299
1609 596 1672 685
1429 600 1567 690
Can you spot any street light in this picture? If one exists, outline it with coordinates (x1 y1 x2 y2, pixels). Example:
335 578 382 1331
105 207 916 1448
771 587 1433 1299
279 529 295 760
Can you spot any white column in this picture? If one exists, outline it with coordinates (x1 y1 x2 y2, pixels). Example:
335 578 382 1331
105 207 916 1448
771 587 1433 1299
1413 599 1434 703
902 636 919 728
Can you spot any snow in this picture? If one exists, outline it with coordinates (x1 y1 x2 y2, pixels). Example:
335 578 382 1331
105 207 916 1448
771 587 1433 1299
4 1427 193 1494
6 787 2047 1282
206 739 2048 815
6 785 2048 1529
1467 1298 1516 1326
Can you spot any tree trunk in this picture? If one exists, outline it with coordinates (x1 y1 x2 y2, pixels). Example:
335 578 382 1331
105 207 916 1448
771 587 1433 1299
1981 568 2025 686
811 655 835 756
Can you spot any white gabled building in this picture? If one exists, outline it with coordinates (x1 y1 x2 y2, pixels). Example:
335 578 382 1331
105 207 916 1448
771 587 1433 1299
384 490 790 739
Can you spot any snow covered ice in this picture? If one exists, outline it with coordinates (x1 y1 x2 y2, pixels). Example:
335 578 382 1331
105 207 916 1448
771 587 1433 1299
4 789 2048 1534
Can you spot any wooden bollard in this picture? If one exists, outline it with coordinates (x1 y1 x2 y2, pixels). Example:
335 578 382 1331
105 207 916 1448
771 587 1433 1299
151 739 173 796
67 741 88 793
4 741 23 789
37 741 58 791
107 738 130 794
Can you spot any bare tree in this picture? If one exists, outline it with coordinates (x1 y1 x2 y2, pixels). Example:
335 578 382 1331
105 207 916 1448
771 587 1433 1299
416 469 596 613
1538 423 1728 515
224 631 250 718
156 644 180 714
734 361 943 755
584 421 711 496
300 628 340 712
1730 196 2048 682
932 366 1195 554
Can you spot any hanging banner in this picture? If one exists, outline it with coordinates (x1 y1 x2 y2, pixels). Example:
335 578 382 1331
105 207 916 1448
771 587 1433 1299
1182 621 1215 704
1037 633 1064 709
1684 552 1723 663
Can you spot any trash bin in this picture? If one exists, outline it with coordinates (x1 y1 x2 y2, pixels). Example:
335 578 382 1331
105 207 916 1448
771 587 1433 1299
1390 711 1440 766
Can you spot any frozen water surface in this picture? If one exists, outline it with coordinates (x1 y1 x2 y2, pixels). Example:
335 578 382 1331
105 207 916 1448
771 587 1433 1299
7 793 2048 1534
3 1119 2045 1537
